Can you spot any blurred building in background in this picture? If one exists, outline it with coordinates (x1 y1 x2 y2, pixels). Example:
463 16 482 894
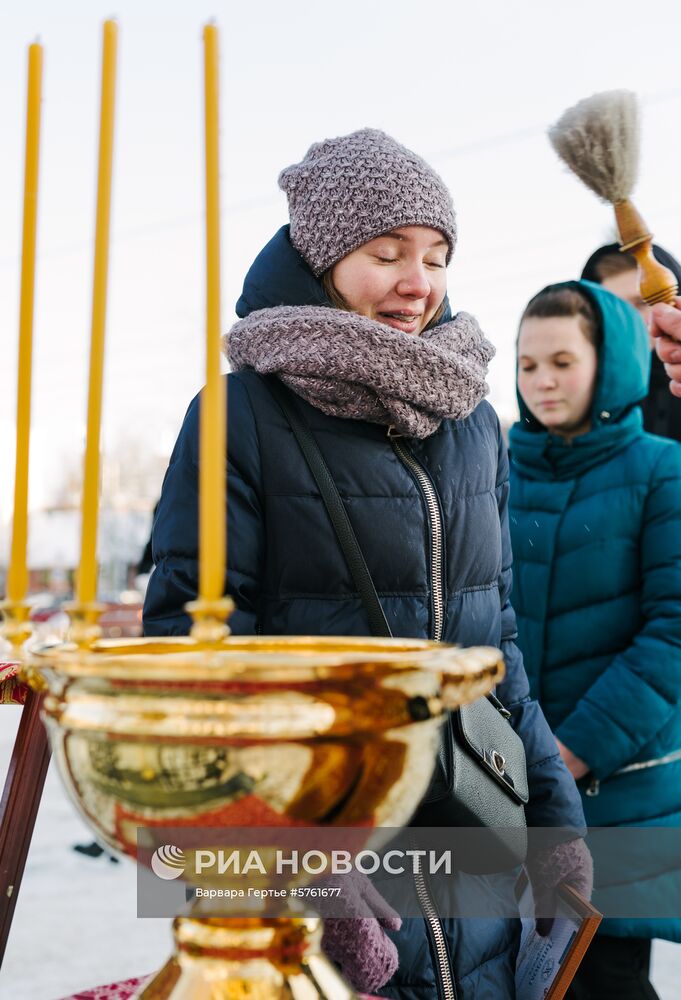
0 440 169 613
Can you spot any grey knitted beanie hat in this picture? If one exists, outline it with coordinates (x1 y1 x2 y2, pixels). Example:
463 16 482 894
278 128 457 277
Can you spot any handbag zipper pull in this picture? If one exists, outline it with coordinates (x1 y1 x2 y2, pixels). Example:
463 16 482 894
585 777 600 797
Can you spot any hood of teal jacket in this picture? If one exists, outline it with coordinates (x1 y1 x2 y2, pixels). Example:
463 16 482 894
517 280 650 428
510 280 651 480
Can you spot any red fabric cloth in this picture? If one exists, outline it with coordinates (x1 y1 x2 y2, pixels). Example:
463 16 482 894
58 977 151 1000
59 975 377 999
0 660 27 705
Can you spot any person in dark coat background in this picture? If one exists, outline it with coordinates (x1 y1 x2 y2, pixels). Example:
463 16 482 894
581 242 681 443
144 128 589 999
510 279 681 999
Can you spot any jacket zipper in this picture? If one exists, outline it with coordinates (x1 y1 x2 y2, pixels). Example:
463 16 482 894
390 436 445 643
585 747 681 796
413 853 457 1000
391 433 453 996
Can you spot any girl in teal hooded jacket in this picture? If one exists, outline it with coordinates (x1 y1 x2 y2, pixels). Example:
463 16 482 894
509 280 681 998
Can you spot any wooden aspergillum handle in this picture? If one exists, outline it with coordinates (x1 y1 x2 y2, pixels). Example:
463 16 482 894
614 200 678 306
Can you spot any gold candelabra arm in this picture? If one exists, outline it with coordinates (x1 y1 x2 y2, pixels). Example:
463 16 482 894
0 599 46 691
186 596 234 643
0 600 32 651
614 200 679 306
63 601 105 648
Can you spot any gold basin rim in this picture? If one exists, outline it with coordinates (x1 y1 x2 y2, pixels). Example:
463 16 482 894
31 634 504 685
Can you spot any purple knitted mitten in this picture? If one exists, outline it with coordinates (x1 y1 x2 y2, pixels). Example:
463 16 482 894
323 917 400 993
320 873 402 992
526 837 593 935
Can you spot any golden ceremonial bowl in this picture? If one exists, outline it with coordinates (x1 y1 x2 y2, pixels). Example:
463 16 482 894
32 632 504 999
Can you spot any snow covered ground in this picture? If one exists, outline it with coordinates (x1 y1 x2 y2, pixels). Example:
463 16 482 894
1 705 680 999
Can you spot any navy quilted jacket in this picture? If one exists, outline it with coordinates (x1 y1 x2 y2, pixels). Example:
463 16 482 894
509 281 681 942
144 228 585 998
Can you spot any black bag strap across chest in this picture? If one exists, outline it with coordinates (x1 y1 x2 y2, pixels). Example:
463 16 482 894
265 375 392 639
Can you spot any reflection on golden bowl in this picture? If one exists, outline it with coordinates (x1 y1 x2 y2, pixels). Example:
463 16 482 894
33 634 503 999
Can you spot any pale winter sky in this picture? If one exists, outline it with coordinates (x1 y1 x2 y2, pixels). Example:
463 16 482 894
2 0 681 532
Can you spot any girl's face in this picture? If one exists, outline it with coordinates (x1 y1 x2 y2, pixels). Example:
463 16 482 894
330 225 448 335
517 316 598 440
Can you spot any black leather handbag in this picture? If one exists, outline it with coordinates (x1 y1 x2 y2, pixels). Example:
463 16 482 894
266 376 529 873
412 695 529 872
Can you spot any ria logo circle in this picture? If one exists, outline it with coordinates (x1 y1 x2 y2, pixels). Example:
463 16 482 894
151 844 186 880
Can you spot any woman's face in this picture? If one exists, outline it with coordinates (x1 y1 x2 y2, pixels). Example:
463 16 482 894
330 225 448 335
517 316 598 440
601 268 654 345
601 268 651 325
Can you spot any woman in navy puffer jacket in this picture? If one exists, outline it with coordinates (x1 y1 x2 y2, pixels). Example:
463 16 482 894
510 280 681 999
144 129 587 1000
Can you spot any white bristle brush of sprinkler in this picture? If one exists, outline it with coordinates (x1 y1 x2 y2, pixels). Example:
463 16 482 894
549 89 678 306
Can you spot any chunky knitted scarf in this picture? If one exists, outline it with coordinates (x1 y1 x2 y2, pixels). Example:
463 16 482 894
225 305 494 438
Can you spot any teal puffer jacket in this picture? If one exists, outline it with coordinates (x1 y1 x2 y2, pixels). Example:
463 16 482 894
509 281 681 941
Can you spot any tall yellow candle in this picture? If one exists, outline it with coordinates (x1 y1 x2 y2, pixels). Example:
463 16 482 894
199 24 226 602
7 43 43 604
76 20 117 606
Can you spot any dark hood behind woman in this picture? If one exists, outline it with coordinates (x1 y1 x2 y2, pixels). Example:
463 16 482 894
581 242 681 443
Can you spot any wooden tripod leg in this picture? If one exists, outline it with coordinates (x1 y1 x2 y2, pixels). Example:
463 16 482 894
0 688 51 967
